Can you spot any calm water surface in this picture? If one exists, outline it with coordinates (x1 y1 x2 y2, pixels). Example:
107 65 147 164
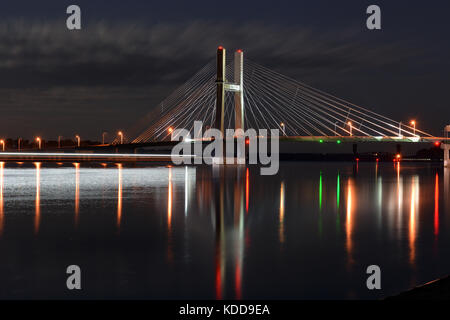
0 162 449 299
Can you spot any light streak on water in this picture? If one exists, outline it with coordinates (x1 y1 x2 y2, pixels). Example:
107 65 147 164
34 162 41 235
0 162 4 236
116 164 123 230
74 163 80 227
279 181 285 244
434 173 439 237
409 176 419 265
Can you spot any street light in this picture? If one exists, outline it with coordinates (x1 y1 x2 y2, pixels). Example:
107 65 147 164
102 132 107 145
168 127 174 134
18 137 22 151
410 120 416 136
347 121 353 136
75 135 80 147
58 136 63 148
118 131 123 144
334 121 338 136
280 122 286 136
0 140 4 152
36 137 41 150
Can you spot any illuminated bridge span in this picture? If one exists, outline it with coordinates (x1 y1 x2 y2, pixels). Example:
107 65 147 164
0 152 195 163
121 47 442 145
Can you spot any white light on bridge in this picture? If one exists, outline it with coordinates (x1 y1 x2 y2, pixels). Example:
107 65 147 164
410 120 417 137
75 135 81 147
36 137 41 150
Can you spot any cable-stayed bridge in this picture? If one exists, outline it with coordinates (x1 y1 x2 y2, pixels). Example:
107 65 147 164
121 47 443 146
0 47 448 165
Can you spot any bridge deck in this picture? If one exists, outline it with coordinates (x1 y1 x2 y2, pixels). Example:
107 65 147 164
0 152 190 162
281 136 449 143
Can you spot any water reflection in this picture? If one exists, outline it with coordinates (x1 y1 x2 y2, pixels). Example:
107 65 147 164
245 168 249 213
117 163 123 230
377 176 383 228
396 163 403 238
336 173 340 232
167 167 173 263
234 169 245 300
212 167 247 300
0 162 4 236
409 176 419 265
445 168 450 214
214 168 225 300
318 172 323 236
279 181 285 244
319 171 323 210
375 159 379 179
346 178 354 265
34 162 41 235
434 173 439 237
0 163 445 299
74 163 80 227
336 173 340 210
184 166 188 216
168 167 173 230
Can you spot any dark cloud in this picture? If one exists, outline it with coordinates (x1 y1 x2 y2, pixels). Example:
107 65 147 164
0 20 447 139
0 20 428 87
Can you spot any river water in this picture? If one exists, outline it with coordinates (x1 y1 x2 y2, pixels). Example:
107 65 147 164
0 161 448 299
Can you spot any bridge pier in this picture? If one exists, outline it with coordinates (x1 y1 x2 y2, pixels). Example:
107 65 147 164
443 125 450 167
444 145 450 167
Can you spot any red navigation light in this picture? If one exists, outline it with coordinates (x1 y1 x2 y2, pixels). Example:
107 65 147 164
434 141 441 147
245 137 250 145
376 158 379 162
218 46 224 50
237 49 243 53
356 158 360 161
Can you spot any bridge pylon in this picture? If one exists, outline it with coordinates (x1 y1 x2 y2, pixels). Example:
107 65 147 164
214 46 244 136
443 125 450 167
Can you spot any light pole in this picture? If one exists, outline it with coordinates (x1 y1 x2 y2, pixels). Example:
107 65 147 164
102 132 107 145
36 137 41 150
58 136 63 148
118 131 123 144
280 122 286 136
347 121 352 136
0 140 4 152
410 120 416 136
18 137 22 151
334 122 338 136
75 135 80 147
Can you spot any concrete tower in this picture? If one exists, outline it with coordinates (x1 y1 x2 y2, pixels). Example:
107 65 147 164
443 125 450 167
214 46 245 135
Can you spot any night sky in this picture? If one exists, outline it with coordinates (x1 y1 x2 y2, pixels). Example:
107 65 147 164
0 0 449 140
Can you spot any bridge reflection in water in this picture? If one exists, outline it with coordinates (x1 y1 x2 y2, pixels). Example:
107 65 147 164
0 162 446 299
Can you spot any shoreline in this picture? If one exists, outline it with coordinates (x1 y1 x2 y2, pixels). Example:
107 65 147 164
387 276 450 300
